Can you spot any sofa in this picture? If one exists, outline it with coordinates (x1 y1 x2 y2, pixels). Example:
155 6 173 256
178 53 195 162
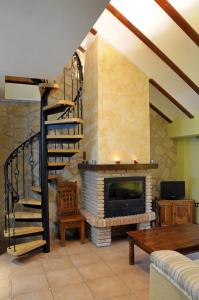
150 250 199 300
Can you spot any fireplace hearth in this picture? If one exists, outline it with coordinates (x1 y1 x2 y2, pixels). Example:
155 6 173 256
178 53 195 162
104 177 145 218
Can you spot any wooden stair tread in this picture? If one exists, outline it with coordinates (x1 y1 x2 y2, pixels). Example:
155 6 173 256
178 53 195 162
18 198 41 206
48 162 68 167
48 149 80 154
48 174 58 181
43 100 75 111
7 240 46 256
39 83 59 89
32 186 41 193
47 134 84 139
45 118 83 125
4 226 44 237
8 212 42 219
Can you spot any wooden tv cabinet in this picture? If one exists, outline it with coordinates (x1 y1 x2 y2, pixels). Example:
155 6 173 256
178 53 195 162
158 199 194 226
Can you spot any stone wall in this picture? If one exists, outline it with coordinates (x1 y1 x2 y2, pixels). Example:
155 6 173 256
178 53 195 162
0 101 40 252
150 109 177 199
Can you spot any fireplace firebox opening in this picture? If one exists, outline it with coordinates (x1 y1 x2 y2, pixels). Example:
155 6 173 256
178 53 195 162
104 177 145 218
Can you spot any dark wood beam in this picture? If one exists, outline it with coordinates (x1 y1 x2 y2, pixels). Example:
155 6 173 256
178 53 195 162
78 46 86 54
106 3 199 95
155 0 199 47
90 28 97 35
78 163 158 171
5 76 43 85
150 79 194 118
150 103 172 123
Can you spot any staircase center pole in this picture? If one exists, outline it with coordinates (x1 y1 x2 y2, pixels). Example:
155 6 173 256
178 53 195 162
40 90 50 252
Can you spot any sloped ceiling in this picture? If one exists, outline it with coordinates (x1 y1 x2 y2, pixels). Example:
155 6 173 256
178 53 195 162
81 0 199 121
0 0 109 79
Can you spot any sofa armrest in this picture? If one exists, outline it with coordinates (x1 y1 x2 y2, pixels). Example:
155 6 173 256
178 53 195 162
150 250 199 300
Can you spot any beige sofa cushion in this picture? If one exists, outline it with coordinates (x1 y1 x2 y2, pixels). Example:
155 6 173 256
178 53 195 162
150 250 199 300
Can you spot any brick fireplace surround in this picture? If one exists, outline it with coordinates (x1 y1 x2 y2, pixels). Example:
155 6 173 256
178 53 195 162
79 164 157 247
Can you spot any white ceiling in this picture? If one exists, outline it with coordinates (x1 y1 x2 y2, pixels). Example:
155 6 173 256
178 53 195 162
0 0 109 79
81 0 199 121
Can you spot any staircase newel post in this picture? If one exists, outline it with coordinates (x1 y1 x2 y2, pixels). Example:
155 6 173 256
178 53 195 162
40 88 50 253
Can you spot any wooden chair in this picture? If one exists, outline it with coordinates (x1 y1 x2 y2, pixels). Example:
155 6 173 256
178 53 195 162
57 180 85 246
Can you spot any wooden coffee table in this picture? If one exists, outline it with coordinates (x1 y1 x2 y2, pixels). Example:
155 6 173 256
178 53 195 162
127 223 199 265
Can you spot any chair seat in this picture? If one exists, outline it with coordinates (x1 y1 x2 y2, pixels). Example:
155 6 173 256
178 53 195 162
60 215 85 223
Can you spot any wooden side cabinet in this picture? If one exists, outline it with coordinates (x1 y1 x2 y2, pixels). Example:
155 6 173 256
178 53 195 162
158 200 194 226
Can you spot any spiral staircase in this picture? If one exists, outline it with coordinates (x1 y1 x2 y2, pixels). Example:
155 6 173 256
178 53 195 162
4 53 83 256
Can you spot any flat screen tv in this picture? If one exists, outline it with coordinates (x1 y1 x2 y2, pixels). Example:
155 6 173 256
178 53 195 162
160 181 185 200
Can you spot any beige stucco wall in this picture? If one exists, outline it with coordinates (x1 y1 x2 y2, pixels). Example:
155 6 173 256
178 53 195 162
83 39 99 162
84 36 150 164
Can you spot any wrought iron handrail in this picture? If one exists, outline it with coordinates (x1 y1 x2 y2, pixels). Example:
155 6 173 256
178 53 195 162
4 132 40 199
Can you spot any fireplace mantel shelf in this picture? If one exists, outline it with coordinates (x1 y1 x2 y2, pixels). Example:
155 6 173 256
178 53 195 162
78 163 158 171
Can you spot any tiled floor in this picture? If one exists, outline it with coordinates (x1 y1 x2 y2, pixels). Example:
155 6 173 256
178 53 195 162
0 238 151 300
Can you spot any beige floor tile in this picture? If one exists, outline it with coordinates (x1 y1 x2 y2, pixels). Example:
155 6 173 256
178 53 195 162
108 293 140 300
12 274 49 297
46 267 83 288
0 278 11 299
0 266 10 280
106 257 135 275
109 240 129 251
96 248 127 262
0 254 11 266
78 262 114 281
70 252 102 267
0 239 151 300
64 242 91 256
52 282 95 300
10 261 44 280
12 290 53 300
41 256 73 272
134 288 149 300
87 276 130 300
118 269 149 292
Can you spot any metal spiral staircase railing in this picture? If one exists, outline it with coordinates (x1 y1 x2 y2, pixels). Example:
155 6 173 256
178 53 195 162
4 52 83 255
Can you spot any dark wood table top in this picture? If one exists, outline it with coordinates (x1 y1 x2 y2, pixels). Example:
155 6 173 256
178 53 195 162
127 223 199 254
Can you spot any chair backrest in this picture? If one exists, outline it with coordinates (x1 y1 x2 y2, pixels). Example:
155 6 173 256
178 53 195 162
57 181 79 216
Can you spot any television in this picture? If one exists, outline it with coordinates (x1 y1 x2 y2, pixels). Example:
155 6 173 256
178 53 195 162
160 181 185 200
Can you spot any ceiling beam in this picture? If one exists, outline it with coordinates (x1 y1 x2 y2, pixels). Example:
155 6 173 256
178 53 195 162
106 3 199 95
90 28 97 35
5 76 43 85
155 0 199 47
78 46 86 54
150 103 172 123
150 79 194 118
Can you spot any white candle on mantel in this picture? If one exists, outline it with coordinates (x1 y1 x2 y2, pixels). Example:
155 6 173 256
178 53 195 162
113 157 120 164
133 157 138 164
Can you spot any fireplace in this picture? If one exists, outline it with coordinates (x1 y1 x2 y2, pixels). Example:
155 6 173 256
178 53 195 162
104 177 145 218
79 166 156 247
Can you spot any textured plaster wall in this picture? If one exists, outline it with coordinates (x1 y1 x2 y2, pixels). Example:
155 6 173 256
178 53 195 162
83 36 150 163
150 109 177 198
98 37 150 163
83 39 99 162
